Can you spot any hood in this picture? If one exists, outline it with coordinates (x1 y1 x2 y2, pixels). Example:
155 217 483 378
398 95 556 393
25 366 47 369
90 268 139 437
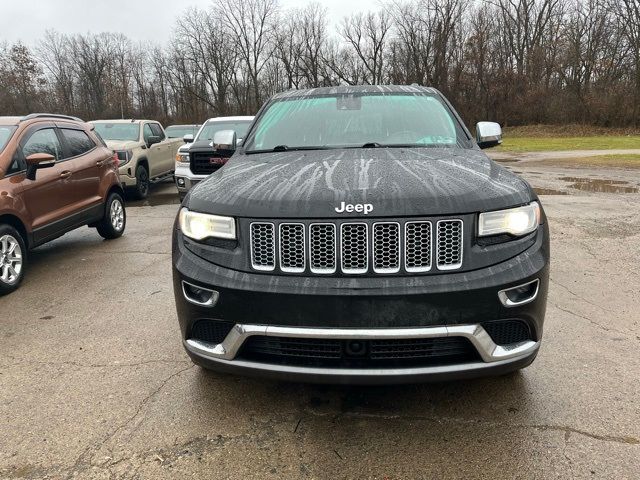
103 140 140 150
187 148 533 218
188 140 216 152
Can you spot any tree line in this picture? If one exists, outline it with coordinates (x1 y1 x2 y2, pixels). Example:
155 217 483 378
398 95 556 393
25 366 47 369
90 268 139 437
1 0 639 128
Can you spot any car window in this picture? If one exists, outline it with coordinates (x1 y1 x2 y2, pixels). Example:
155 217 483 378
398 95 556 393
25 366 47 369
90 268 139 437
6 156 25 175
22 128 63 161
143 124 154 143
0 126 17 153
196 122 252 141
165 125 198 138
92 123 139 141
150 123 165 140
61 129 96 157
92 129 108 148
244 93 465 152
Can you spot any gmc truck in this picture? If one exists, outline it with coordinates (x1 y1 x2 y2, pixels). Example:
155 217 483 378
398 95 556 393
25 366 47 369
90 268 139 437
172 85 549 384
175 116 253 200
91 120 182 199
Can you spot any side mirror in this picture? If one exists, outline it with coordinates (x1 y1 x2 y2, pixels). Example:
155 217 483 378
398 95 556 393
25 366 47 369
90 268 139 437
213 130 237 157
476 122 502 149
183 134 194 143
25 153 56 180
147 135 161 147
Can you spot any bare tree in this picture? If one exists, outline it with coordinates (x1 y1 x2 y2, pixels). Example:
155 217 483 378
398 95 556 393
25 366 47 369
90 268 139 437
339 11 392 84
215 0 278 111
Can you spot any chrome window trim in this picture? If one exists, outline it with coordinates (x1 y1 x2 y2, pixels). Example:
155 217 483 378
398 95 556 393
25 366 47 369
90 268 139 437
249 221 276 271
340 222 369 274
404 220 432 273
309 222 337 274
372 221 401 274
279 222 306 273
436 219 463 271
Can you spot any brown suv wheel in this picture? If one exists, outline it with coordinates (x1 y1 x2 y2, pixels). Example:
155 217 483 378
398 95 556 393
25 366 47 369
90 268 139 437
0 225 26 294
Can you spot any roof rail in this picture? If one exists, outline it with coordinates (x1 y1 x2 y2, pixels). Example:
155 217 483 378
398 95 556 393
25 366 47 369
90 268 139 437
21 113 83 123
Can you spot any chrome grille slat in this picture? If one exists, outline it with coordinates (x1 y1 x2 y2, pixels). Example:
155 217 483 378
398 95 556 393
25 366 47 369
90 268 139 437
405 221 432 272
340 223 368 274
309 223 337 274
436 220 463 270
250 222 275 271
279 223 305 273
373 222 400 274
249 219 463 274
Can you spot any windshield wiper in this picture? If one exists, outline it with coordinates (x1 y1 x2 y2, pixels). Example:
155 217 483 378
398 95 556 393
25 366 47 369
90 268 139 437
361 142 382 148
245 145 335 154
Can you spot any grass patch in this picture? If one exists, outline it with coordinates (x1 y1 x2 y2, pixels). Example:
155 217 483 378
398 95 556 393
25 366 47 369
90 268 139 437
498 136 640 152
503 124 640 137
529 154 640 168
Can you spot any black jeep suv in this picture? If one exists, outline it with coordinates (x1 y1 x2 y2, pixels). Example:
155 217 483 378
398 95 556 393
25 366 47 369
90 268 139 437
172 85 549 384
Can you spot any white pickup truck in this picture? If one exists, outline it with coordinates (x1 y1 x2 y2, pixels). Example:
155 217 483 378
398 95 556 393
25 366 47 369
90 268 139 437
91 120 182 199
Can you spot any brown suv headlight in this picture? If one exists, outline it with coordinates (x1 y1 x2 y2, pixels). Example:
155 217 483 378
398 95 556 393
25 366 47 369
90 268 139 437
179 208 236 240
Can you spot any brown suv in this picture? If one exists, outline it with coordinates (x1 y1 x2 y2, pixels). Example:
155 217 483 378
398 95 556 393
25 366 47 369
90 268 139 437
0 114 126 294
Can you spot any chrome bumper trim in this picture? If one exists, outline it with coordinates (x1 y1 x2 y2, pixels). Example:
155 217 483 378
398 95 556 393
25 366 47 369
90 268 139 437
184 323 539 364
498 278 540 307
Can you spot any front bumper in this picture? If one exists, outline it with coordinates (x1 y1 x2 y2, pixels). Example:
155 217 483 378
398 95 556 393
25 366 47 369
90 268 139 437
174 163 206 193
173 224 549 384
118 164 137 187
184 323 539 384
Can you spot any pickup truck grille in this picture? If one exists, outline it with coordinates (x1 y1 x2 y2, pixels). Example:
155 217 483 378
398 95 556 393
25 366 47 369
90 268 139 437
249 219 463 275
189 151 228 175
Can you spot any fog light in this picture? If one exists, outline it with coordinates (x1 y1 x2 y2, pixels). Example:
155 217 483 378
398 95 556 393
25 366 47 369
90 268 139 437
177 177 186 187
498 279 539 307
182 281 219 307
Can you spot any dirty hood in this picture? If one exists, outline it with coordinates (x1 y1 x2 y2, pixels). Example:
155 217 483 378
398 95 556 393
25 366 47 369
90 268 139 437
187 148 533 218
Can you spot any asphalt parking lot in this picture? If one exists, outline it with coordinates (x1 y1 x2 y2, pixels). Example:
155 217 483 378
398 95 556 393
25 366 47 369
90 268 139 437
1 163 639 479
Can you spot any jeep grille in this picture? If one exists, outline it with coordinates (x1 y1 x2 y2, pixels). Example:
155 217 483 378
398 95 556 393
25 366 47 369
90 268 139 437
249 219 463 275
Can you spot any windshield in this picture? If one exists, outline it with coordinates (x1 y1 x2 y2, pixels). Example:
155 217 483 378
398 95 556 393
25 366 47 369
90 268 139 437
196 121 252 141
92 123 140 142
0 126 17 153
244 93 467 153
166 125 199 138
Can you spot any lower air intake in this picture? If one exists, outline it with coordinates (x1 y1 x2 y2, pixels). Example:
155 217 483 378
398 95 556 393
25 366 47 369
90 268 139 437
482 320 532 345
189 320 235 344
239 335 480 368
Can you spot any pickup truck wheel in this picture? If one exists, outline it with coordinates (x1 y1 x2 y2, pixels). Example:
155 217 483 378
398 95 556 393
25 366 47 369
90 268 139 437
133 165 150 200
0 225 27 295
96 193 126 240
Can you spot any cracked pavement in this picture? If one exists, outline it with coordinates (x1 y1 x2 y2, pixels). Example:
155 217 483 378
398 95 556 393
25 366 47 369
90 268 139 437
0 172 639 479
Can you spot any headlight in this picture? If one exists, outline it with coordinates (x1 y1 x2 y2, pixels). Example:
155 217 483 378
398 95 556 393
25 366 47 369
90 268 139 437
478 202 540 237
176 152 189 166
179 208 236 240
115 150 133 166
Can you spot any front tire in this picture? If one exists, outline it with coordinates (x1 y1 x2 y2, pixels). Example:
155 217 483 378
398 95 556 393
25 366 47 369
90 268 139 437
132 165 150 200
96 193 126 240
0 225 27 295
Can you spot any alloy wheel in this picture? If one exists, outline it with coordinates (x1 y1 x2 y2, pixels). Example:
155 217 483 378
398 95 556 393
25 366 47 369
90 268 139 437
110 199 125 231
0 234 23 285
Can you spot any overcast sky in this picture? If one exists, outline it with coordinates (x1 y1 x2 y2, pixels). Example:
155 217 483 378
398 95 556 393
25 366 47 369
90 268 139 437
2 0 380 46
